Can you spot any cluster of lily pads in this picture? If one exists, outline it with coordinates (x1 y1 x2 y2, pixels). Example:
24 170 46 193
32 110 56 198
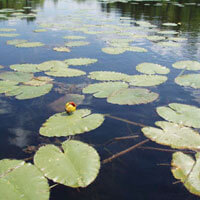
0 4 200 200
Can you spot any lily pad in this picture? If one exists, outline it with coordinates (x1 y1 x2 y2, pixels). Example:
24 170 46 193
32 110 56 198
157 103 200 128
53 47 70 52
6 39 28 45
136 63 170 75
0 65 3 69
10 64 41 73
162 23 177 27
83 82 128 98
23 76 53 86
0 33 19 37
142 121 200 150
15 42 45 48
0 72 33 83
39 109 104 137
172 60 200 71
168 37 187 42
175 74 200 89
171 152 200 196
34 29 47 33
157 42 180 47
34 140 100 188
0 159 49 200
125 46 148 52
65 58 97 66
107 88 159 105
0 80 18 93
0 28 16 32
124 75 167 86
65 41 89 47
63 35 86 40
158 30 178 35
147 35 165 41
38 60 68 71
88 71 129 81
101 47 125 55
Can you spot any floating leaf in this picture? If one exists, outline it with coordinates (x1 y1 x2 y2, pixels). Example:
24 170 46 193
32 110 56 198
136 62 170 75
10 64 41 73
45 68 86 77
157 41 180 47
38 60 68 71
0 80 18 93
0 72 33 83
125 46 148 52
0 65 3 69
0 159 49 200
53 47 70 52
171 152 200 196
162 23 177 27
34 140 100 188
83 82 128 98
158 30 178 35
168 37 187 42
124 75 167 86
142 121 200 150
0 33 19 37
157 103 200 128
23 76 53 86
16 42 45 48
0 28 16 32
172 60 200 71
175 74 200 89
34 29 47 33
101 47 125 55
65 41 89 47
147 35 165 41
88 71 129 81
63 35 86 40
65 58 97 66
6 39 28 45
39 109 104 137
107 88 159 105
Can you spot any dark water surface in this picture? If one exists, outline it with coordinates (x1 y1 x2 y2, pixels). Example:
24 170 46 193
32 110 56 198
0 0 200 199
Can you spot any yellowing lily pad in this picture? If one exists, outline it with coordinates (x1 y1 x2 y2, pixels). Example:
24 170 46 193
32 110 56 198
23 76 53 86
88 71 129 81
171 152 200 196
0 159 49 200
158 30 178 35
10 64 41 73
15 42 45 48
65 58 97 66
39 109 104 137
136 62 170 75
175 74 200 89
124 46 148 52
34 140 100 188
6 39 28 45
63 35 86 40
53 47 70 52
157 41 180 47
0 28 16 32
157 103 200 128
142 121 200 150
101 47 125 55
34 29 47 33
124 75 167 86
65 41 89 47
0 33 19 37
172 60 200 71
82 82 128 98
0 65 3 69
147 36 165 41
107 88 159 105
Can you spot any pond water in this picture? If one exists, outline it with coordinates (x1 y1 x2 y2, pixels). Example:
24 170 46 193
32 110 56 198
0 0 200 199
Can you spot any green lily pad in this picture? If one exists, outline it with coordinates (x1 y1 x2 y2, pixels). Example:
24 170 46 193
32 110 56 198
171 152 200 196
175 74 200 89
6 39 28 45
0 80 18 93
102 47 125 55
65 41 89 47
38 60 68 71
136 63 170 75
23 76 53 86
10 64 41 73
0 159 49 200
15 42 45 48
0 28 16 32
65 58 97 66
157 103 200 128
157 42 180 47
63 35 86 40
0 33 19 37
172 60 200 71
6 84 53 99
53 47 70 52
39 109 104 137
0 72 33 83
45 68 86 77
88 71 129 81
142 121 200 150
124 75 167 86
34 140 100 188
162 23 177 27
125 46 148 52
82 82 128 98
147 35 165 41
168 37 187 42
34 29 47 33
107 88 159 105
158 30 178 35
0 65 3 69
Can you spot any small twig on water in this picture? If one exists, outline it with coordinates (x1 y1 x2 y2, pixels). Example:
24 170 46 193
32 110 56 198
24 156 33 161
102 139 149 164
173 180 181 185
177 68 186 77
104 114 146 127
49 184 59 189
157 163 171 166
183 160 196 184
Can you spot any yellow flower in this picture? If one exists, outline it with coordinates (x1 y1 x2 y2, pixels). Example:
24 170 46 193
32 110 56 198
65 102 76 114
